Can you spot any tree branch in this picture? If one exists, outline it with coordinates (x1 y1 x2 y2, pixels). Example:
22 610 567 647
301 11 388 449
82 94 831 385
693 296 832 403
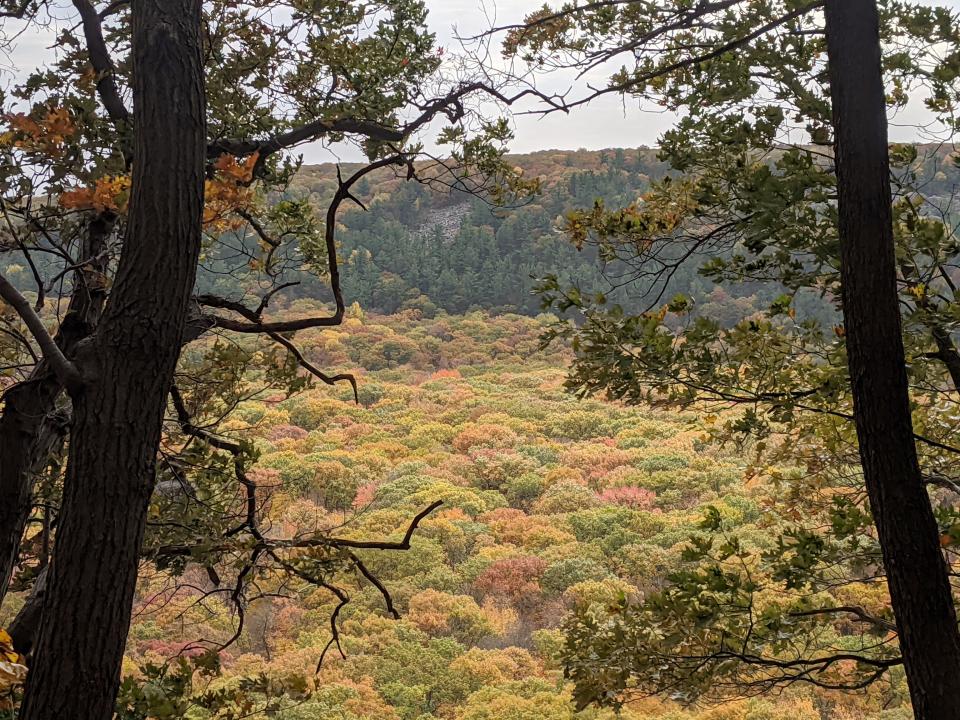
322 500 444 550
208 84 564 164
503 1 824 115
208 118 405 161
197 154 410 336
0 273 83 393
152 501 444 558
267 330 358 403
788 605 897 633
72 0 131 124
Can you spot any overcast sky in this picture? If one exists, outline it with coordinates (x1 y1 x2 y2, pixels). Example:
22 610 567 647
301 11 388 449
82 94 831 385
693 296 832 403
308 0 684 163
422 0 679 157
3 0 959 163
314 0 960 163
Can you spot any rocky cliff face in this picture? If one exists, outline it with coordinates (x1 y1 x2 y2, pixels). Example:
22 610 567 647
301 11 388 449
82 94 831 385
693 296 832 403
415 201 472 244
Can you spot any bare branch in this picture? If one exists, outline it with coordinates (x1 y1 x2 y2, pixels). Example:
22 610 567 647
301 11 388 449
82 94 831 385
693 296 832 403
72 0 131 124
0 273 83 393
152 501 445 558
208 118 405 161
199 299 343 332
323 500 444 550
208 84 565 165
788 605 897 633
268 330 358 403
498 1 824 115
197 154 411 335
348 550 399 619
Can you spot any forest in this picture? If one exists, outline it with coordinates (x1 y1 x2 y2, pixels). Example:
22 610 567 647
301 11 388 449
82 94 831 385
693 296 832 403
2 1 960 720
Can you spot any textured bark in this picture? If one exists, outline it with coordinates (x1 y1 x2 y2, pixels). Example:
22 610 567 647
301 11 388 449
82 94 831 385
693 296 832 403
0 377 65 602
18 0 205 717
0 214 110 608
825 2 960 717
929 323 960 395
7 566 46 656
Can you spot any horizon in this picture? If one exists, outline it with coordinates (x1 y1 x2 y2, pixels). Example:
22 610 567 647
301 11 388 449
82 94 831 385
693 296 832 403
8 1 955 164
320 0 960 162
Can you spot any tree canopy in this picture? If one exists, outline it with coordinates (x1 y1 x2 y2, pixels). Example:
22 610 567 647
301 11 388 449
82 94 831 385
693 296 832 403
0 0 533 716
493 0 960 715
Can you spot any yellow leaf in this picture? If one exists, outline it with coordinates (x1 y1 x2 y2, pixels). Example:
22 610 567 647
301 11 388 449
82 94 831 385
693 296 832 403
0 659 27 690
0 628 23 664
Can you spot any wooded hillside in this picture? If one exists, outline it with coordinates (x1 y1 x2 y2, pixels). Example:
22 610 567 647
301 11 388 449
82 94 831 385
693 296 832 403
182 144 960 322
0 307 903 720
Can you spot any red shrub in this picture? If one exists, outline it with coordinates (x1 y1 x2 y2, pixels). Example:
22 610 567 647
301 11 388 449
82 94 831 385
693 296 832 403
472 556 547 607
597 486 657 510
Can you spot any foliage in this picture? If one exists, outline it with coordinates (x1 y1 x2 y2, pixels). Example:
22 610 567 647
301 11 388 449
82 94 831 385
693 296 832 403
0 311 895 719
498 0 960 710
0 0 540 713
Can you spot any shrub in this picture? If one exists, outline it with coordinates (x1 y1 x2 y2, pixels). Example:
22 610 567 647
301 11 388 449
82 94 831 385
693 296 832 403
355 381 387 407
309 460 359 510
615 431 649 450
364 336 420 370
598 486 657 510
286 397 348 429
544 409 613 440
406 422 458 448
532 481 598 515
563 578 636 610
515 443 559 466
541 557 612 596
566 506 637 542
638 452 690 472
468 449 537 491
260 451 315 492
407 590 494 645
268 424 310 442
504 472 546 510
453 424 519 453
472 556 547 607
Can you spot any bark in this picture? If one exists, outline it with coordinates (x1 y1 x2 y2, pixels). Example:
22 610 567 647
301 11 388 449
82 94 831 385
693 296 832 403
18 0 205 716
928 322 960 394
825 2 960 717
0 214 111 607
895 260 960 396
7 566 46 656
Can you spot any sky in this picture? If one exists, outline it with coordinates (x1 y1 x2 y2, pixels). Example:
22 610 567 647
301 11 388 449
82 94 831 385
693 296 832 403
1 0 661 163
3 0 960 163
306 0 682 163
314 0 960 163
421 0 679 157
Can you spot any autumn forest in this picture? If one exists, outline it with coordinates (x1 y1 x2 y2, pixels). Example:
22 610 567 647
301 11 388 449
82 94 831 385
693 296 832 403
2 1 960 720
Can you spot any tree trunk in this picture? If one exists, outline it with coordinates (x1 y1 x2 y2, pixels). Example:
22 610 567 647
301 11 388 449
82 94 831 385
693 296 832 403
0 374 66 604
825 2 960 717
0 213 111 608
928 322 960 395
18 0 205 716
8 566 46 656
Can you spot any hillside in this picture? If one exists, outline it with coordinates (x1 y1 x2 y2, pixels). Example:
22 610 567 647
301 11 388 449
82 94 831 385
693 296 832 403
7 145 955 324
2 148 953 718
0 292 923 718
206 144 957 322
64 307 902 720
